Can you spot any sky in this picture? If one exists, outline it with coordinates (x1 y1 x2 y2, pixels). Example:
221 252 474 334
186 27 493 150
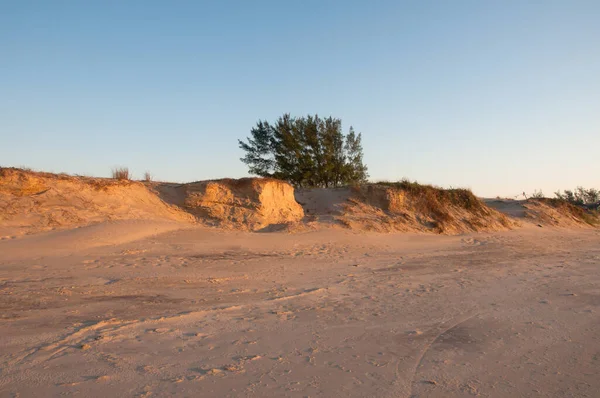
1 0 599 197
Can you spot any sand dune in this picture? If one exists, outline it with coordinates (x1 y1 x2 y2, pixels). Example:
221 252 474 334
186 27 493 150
1 168 599 397
0 168 194 238
183 178 304 231
2 168 597 237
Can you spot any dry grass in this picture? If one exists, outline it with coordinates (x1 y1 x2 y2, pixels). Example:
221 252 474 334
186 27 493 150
375 179 486 216
362 179 502 233
112 167 130 180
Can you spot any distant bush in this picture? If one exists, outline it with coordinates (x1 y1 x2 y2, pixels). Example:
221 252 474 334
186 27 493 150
530 189 545 199
143 171 152 182
112 167 130 180
554 187 599 205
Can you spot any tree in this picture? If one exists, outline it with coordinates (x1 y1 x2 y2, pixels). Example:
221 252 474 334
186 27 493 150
320 116 346 187
238 114 369 188
344 127 369 184
237 121 275 177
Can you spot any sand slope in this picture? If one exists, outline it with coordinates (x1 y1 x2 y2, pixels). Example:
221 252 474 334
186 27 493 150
486 198 599 228
2 169 597 238
296 185 515 233
0 168 194 238
0 170 306 236
183 178 304 231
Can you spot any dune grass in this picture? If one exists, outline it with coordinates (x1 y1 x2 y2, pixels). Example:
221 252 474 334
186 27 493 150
112 167 131 180
375 179 485 212
368 179 505 232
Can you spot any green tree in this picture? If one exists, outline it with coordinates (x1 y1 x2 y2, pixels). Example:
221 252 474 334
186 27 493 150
320 117 346 187
272 114 304 186
239 114 369 188
237 120 275 177
344 127 369 184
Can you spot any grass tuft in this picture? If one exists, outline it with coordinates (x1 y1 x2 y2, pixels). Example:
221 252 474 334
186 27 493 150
112 167 130 180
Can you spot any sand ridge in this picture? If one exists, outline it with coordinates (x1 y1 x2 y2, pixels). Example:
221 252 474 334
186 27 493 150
0 168 194 238
2 168 597 238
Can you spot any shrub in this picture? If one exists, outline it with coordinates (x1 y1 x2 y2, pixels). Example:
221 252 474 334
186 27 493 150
530 189 544 199
112 167 130 180
554 187 600 205
143 171 152 182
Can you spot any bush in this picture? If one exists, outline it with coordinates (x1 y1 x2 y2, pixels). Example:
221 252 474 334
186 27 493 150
143 171 152 182
112 167 130 180
554 187 599 205
530 189 544 199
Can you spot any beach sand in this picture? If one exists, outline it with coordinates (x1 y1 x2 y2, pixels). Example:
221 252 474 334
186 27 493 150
2 222 599 397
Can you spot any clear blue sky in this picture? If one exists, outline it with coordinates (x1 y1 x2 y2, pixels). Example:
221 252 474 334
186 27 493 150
1 0 598 197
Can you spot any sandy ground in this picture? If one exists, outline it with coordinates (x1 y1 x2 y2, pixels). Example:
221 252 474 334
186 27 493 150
1 222 600 397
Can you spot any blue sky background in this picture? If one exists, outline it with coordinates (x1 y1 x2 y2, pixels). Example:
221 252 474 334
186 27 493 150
1 0 598 197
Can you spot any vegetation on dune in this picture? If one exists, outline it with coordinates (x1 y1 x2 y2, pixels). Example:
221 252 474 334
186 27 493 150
238 114 368 188
112 167 130 180
530 189 545 199
366 179 508 232
536 197 599 226
522 187 600 226
375 179 486 212
554 187 600 206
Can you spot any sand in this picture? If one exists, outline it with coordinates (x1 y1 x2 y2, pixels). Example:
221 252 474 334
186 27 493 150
2 168 599 396
3 168 596 237
0 169 194 238
183 178 304 231
2 221 600 397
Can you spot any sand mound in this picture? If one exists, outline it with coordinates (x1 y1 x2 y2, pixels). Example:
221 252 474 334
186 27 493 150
296 183 515 234
0 170 303 235
486 198 599 228
5 168 595 237
523 198 599 227
0 168 194 237
183 178 304 231
343 184 515 233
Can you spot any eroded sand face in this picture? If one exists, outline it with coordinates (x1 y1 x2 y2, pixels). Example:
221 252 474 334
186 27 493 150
1 223 600 397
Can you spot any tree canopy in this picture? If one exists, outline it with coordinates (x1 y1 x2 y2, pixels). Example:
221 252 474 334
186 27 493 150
239 114 368 188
